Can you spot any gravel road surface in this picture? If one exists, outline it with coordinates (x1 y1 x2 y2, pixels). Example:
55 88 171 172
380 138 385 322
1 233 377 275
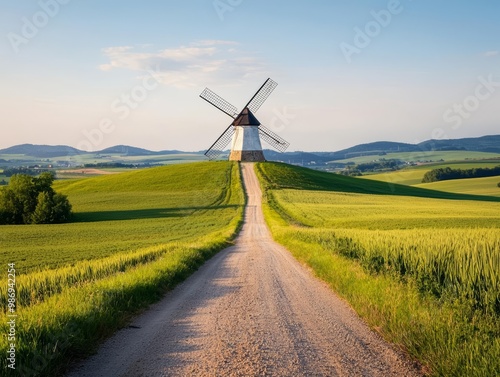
67 163 421 376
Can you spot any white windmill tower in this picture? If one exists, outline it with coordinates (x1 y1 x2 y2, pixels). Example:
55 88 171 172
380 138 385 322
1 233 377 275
200 78 290 161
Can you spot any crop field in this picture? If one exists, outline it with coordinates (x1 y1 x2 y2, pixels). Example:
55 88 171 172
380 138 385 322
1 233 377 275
0 162 242 272
417 176 500 197
362 161 500 187
335 150 500 164
273 190 500 230
0 161 244 375
257 162 500 376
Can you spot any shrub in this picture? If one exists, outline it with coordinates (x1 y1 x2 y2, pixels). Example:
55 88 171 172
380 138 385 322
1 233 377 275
0 172 72 225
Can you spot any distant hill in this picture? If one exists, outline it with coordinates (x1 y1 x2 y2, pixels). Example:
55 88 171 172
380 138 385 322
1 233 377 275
0 144 85 158
1 134 499 161
311 135 500 161
97 145 187 156
97 145 157 156
314 141 419 161
0 144 191 158
263 150 326 163
417 135 500 153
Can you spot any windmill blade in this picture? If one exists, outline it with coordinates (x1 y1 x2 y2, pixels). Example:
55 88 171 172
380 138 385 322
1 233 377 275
200 88 239 119
245 78 278 114
258 125 290 153
205 125 235 160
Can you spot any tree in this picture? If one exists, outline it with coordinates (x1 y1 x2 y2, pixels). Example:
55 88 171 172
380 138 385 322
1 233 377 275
0 172 72 225
49 193 72 223
1 174 36 224
31 191 53 224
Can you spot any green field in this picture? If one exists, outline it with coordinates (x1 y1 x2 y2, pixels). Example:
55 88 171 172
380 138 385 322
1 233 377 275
273 190 500 229
0 161 244 375
0 152 206 165
3 159 499 375
360 168 428 185
362 161 500 184
0 162 243 272
0 151 207 184
416 176 500 197
257 162 500 376
335 150 500 164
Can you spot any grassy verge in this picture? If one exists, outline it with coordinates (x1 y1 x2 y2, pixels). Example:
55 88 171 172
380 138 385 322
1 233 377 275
2 241 232 376
256 162 500 376
0 162 245 376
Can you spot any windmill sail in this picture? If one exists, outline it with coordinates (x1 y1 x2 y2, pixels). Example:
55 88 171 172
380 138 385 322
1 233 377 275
258 125 290 152
205 125 235 160
200 88 239 119
245 78 278 114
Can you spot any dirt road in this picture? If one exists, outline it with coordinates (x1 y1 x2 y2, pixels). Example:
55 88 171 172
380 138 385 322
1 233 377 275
68 163 421 376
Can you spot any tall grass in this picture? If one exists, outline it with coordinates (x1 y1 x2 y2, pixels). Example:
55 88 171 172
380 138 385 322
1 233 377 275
288 228 500 314
268 225 500 376
0 245 168 311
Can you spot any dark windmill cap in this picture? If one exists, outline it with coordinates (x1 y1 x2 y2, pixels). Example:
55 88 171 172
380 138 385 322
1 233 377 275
232 108 261 126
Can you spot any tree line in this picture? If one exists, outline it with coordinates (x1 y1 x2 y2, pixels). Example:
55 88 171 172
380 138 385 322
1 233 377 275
340 160 404 176
2 167 51 177
422 166 500 183
84 162 136 168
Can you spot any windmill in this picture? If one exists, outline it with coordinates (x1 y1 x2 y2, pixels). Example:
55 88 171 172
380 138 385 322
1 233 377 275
200 78 290 161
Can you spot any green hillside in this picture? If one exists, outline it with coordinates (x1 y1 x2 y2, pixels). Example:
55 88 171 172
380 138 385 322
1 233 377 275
0 161 244 376
258 162 500 202
361 161 500 186
417 176 500 197
360 169 425 185
257 162 500 376
0 162 244 272
333 150 500 164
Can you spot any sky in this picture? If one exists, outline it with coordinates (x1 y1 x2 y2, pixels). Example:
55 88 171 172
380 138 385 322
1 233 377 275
0 0 499 152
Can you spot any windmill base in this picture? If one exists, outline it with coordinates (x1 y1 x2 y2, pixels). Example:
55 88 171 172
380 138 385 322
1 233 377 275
229 150 266 162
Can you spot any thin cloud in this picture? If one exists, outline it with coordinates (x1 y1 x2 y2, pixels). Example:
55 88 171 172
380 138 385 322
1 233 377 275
484 50 499 57
99 40 266 88
192 40 239 47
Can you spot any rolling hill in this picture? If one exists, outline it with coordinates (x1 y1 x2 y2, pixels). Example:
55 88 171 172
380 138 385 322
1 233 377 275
0 161 245 376
0 144 83 157
0 144 188 158
257 162 500 202
1 134 499 162
257 161 500 375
